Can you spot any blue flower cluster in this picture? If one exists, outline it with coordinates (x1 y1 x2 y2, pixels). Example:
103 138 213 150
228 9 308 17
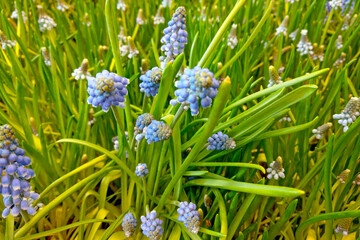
177 201 200 234
160 6 188 69
171 67 219 116
87 70 129 112
0 125 41 218
333 97 359 132
207 132 236 150
134 113 155 134
135 163 148 177
326 0 354 14
140 67 163 97
122 212 137 237
141 211 163 240
142 120 172 144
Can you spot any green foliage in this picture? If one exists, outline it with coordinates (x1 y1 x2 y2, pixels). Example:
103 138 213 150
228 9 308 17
0 0 359 239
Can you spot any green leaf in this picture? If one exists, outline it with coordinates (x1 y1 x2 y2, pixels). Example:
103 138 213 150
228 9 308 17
185 179 305 198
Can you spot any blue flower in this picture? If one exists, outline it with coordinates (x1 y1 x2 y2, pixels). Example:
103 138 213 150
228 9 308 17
138 120 172 144
171 67 219 115
122 212 137 237
87 70 129 112
141 210 163 240
0 125 42 218
160 7 188 69
140 67 162 97
207 132 236 150
333 97 359 132
177 201 200 234
134 113 155 134
135 163 148 177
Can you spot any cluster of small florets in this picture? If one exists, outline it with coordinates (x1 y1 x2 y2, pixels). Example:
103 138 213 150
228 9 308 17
326 0 354 13
207 132 236 150
136 9 145 25
0 125 42 218
141 211 163 240
227 24 238 49
72 59 91 80
335 218 352 236
117 0 126 11
11 8 27 23
327 0 343 10
275 16 289 37
0 31 16 50
267 156 285 180
139 120 172 144
87 70 129 112
312 122 333 139
171 67 219 116
336 35 343 49
268 66 283 88
135 163 148 177
311 44 325 62
297 30 314 55
333 97 359 132
289 29 298 41
38 7 57 32
122 212 137 237
337 169 350 183
57 0 69 12
160 6 188 69
120 37 139 59
134 113 155 134
140 67 163 97
153 6 165 25
177 201 201 234
41 47 51 66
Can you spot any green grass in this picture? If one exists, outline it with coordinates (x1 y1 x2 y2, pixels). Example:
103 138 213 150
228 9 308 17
0 0 360 239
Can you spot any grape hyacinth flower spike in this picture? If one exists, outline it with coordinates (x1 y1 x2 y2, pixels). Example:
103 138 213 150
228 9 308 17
87 70 129 112
336 35 343 49
297 29 313 55
177 201 201 234
117 0 126 11
333 97 359 132
153 5 165 25
122 212 137 237
72 59 91 80
227 24 238 49
207 132 236 150
38 5 57 32
0 31 16 50
335 218 352 236
134 113 155 139
268 66 283 88
275 15 289 36
57 0 69 12
160 6 188 69
141 211 163 240
137 120 172 144
312 122 332 139
0 125 42 218
136 9 145 25
11 5 27 23
135 163 148 177
171 67 219 116
337 169 350 183
41 47 51 66
267 156 285 180
140 67 163 97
